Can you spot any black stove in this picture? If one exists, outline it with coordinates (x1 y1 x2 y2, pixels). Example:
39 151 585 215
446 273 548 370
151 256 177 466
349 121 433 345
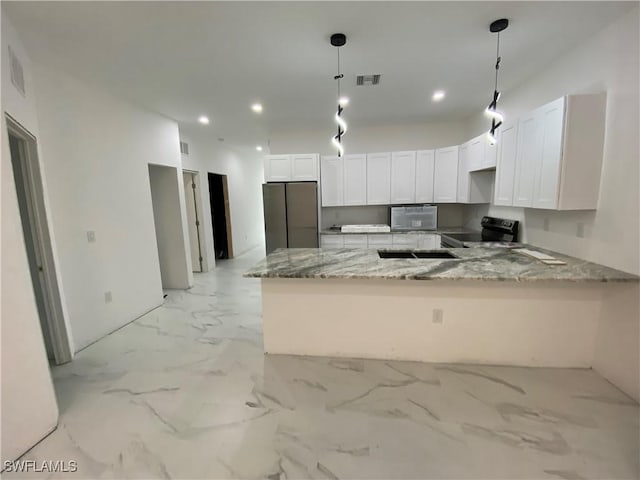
440 216 519 248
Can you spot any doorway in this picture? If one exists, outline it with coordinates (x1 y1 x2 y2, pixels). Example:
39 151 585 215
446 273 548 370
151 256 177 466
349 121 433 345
208 173 233 260
6 115 72 365
148 164 191 289
182 170 204 272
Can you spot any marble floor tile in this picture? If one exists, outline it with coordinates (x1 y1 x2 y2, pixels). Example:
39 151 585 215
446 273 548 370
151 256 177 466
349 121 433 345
7 248 639 480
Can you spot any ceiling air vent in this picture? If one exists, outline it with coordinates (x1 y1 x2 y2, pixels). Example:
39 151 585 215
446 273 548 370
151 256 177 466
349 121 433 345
8 46 26 96
179 141 189 155
356 74 381 86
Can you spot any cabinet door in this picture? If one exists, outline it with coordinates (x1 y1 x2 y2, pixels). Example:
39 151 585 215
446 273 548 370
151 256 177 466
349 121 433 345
320 235 344 249
366 152 391 205
342 235 368 248
390 151 417 204
494 122 518 206
483 135 498 169
415 150 435 203
265 155 291 182
533 97 565 209
392 234 419 248
367 234 393 248
457 142 470 203
513 112 543 207
343 154 367 206
418 234 439 250
291 154 318 181
320 156 343 206
468 135 485 172
433 146 459 203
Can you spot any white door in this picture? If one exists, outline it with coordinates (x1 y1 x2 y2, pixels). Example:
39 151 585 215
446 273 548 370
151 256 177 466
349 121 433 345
366 152 391 205
513 112 543 207
415 150 435 203
533 97 565 209
343 154 367 205
457 142 470 203
433 146 459 203
494 122 519 206
391 151 417 204
468 135 485 172
320 156 343 206
265 155 292 182
291 154 318 181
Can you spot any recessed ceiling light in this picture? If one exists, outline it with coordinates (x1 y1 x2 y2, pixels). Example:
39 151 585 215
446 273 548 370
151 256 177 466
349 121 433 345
256 146 263 151
432 90 446 102
251 103 263 113
198 115 210 124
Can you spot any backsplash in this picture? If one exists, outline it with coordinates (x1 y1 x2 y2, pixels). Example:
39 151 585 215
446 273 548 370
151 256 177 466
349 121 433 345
321 204 465 230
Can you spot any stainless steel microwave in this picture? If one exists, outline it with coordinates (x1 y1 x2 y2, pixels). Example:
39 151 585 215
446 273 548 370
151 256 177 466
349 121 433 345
390 205 437 231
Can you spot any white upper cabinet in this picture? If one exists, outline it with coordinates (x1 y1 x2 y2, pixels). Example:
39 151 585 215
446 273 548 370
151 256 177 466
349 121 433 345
343 154 367 205
467 136 485 172
532 97 565 209
265 154 318 182
291 154 318 181
512 94 605 210
366 152 391 205
415 150 435 203
457 142 470 203
264 155 292 182
390 151 417 204
494 121 519 206
513 111 543 207
483 135 498 169
433 146 459 203
320 156 343 206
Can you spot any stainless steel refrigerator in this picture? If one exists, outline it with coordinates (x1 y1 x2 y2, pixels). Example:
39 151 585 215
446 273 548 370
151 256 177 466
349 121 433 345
263 182 318 254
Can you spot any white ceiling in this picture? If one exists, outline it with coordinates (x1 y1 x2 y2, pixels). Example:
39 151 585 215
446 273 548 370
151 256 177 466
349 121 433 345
3 1 635 147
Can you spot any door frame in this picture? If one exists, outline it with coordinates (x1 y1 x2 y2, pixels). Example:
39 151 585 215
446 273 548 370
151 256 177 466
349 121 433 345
182 169 205 272
6 114 73 364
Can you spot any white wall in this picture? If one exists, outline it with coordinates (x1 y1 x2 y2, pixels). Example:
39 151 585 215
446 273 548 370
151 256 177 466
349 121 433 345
148 164 192 289
1 13 59 463
31 62 189 351
180 128 266 266
465 7 639 276
269 120 469 156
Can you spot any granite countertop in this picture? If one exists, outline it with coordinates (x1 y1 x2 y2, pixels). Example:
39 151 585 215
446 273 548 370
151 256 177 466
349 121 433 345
321 227 477 235
245 247 639 283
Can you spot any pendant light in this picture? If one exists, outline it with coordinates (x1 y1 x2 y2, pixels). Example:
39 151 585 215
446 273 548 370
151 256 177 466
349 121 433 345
330 33 347 157
485 18 509 145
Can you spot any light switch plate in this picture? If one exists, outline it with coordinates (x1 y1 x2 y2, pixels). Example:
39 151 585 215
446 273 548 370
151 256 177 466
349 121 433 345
87 231 96 243
104 291 112 303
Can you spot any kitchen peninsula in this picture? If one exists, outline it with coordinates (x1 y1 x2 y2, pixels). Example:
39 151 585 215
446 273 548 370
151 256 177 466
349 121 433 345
246 247 638 370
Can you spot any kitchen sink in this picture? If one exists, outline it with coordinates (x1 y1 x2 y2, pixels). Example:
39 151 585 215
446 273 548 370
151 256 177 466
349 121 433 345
378 250 458 259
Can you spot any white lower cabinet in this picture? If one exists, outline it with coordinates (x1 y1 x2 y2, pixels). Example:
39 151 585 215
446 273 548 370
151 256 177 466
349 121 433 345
419 233 440 249
320 235 344 249
342 235 368 248
367 234 393 250
392 234 419 248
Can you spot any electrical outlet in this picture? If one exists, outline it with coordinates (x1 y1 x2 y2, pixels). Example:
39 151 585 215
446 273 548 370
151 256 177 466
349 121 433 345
576 222 585 238
104 291 112 303
432 308 443 324
543 218 550 231
87 230 96 243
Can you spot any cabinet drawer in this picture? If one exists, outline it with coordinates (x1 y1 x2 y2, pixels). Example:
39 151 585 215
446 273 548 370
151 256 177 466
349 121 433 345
342 235 368 247
419 234 440 250
367 234 393 245
392 234 419 247
320 235 344 248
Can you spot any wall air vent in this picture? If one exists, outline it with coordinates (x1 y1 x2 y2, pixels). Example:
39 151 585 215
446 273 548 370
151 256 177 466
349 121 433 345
8 46 26 96
179 141 189 155
356 74 381 86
